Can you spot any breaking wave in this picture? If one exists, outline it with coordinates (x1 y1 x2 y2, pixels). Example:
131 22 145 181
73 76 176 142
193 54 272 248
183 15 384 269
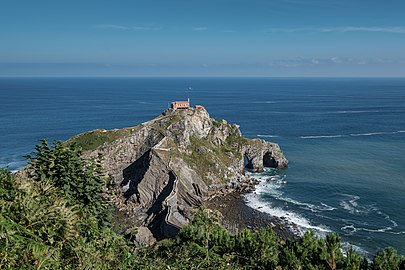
244 168 402 256
0 160 26 171
244 192 330 236
244 168 332 237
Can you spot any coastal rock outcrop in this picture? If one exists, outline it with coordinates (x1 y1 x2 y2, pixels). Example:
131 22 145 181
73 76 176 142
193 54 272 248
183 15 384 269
244 139 288 172
71 107 287 240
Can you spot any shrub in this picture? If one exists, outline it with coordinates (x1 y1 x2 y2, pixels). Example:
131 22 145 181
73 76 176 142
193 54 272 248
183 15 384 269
25 139 111 227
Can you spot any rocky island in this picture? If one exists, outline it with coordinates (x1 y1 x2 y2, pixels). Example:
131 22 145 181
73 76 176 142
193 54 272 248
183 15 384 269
68 106 288 243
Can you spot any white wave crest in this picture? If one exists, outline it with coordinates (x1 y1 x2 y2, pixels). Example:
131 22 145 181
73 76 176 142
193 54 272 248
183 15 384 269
339 194 399 235
246 169 332 236
341 242 369 257
244 192 331 236
300 130 405 139
257 134 279 138
0 160 26 170
350 130 405 137
341 224 357 234
300 135 346 139
257 183 336 213
341 222 393 234
335 110 380 114
340 195 372 215
248 169 335 212
350 131 393 136
389 231 405 235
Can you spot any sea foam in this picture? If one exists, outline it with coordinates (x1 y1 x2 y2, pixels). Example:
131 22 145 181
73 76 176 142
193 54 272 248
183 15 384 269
244 192 330 236
245 169 331 236
339 194 399 235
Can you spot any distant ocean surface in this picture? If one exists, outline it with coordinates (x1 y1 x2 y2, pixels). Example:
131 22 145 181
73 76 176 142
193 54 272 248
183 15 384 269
1 77 405 255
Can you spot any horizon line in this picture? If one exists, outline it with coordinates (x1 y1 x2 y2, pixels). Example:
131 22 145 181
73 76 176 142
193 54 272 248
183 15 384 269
1 75 405 79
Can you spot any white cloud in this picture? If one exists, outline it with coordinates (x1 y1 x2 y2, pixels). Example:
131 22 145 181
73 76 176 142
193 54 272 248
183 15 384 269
96 24 160 31
263 26 405 34
133 26 161 31
320 26 405 33
330 57 342 64
132 26 150 31
269 58 307 67
96 24 129 30
264 27 308 33
192 27 208 32
267 57 405 68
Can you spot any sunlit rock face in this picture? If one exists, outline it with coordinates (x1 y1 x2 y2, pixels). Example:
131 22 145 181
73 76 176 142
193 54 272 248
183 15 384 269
77 107 287 241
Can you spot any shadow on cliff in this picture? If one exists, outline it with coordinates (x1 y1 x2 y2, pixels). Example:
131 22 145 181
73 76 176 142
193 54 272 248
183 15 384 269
121 150 179 240
121 151 150 201
146 171 177 240
244 150 278 172
263 151 278 168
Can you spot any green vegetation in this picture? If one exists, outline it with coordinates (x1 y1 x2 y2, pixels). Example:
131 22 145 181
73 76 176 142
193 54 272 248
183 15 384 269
150 211 405 269
180 122 245 184
25 140 112 226
1 140 405 269
0 141 135 269
181 134 242 185
66 127 140 152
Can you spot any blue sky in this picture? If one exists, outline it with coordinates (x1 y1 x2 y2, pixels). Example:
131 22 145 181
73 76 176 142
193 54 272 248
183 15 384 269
1 0 405 77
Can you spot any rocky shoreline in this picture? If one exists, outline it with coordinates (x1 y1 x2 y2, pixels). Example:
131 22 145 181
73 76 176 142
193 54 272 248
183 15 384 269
203 176 300 241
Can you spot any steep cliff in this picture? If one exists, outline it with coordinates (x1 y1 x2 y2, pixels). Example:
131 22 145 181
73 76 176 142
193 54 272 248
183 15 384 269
68 107 288 241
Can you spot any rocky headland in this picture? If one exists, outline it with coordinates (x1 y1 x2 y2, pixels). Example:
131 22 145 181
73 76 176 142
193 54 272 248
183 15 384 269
67 107 288 244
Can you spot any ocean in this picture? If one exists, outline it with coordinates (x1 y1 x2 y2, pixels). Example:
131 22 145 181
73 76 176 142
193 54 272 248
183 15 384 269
1 77 405 255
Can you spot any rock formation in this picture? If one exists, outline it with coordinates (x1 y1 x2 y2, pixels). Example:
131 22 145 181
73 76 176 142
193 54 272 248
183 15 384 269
244 139 288 172
71 107 288 243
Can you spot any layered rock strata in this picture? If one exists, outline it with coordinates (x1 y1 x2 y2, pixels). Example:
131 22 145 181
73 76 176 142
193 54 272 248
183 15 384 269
74 107 288 242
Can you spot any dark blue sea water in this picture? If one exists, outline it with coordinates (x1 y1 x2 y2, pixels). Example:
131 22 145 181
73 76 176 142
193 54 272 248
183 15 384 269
1 77 405 255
